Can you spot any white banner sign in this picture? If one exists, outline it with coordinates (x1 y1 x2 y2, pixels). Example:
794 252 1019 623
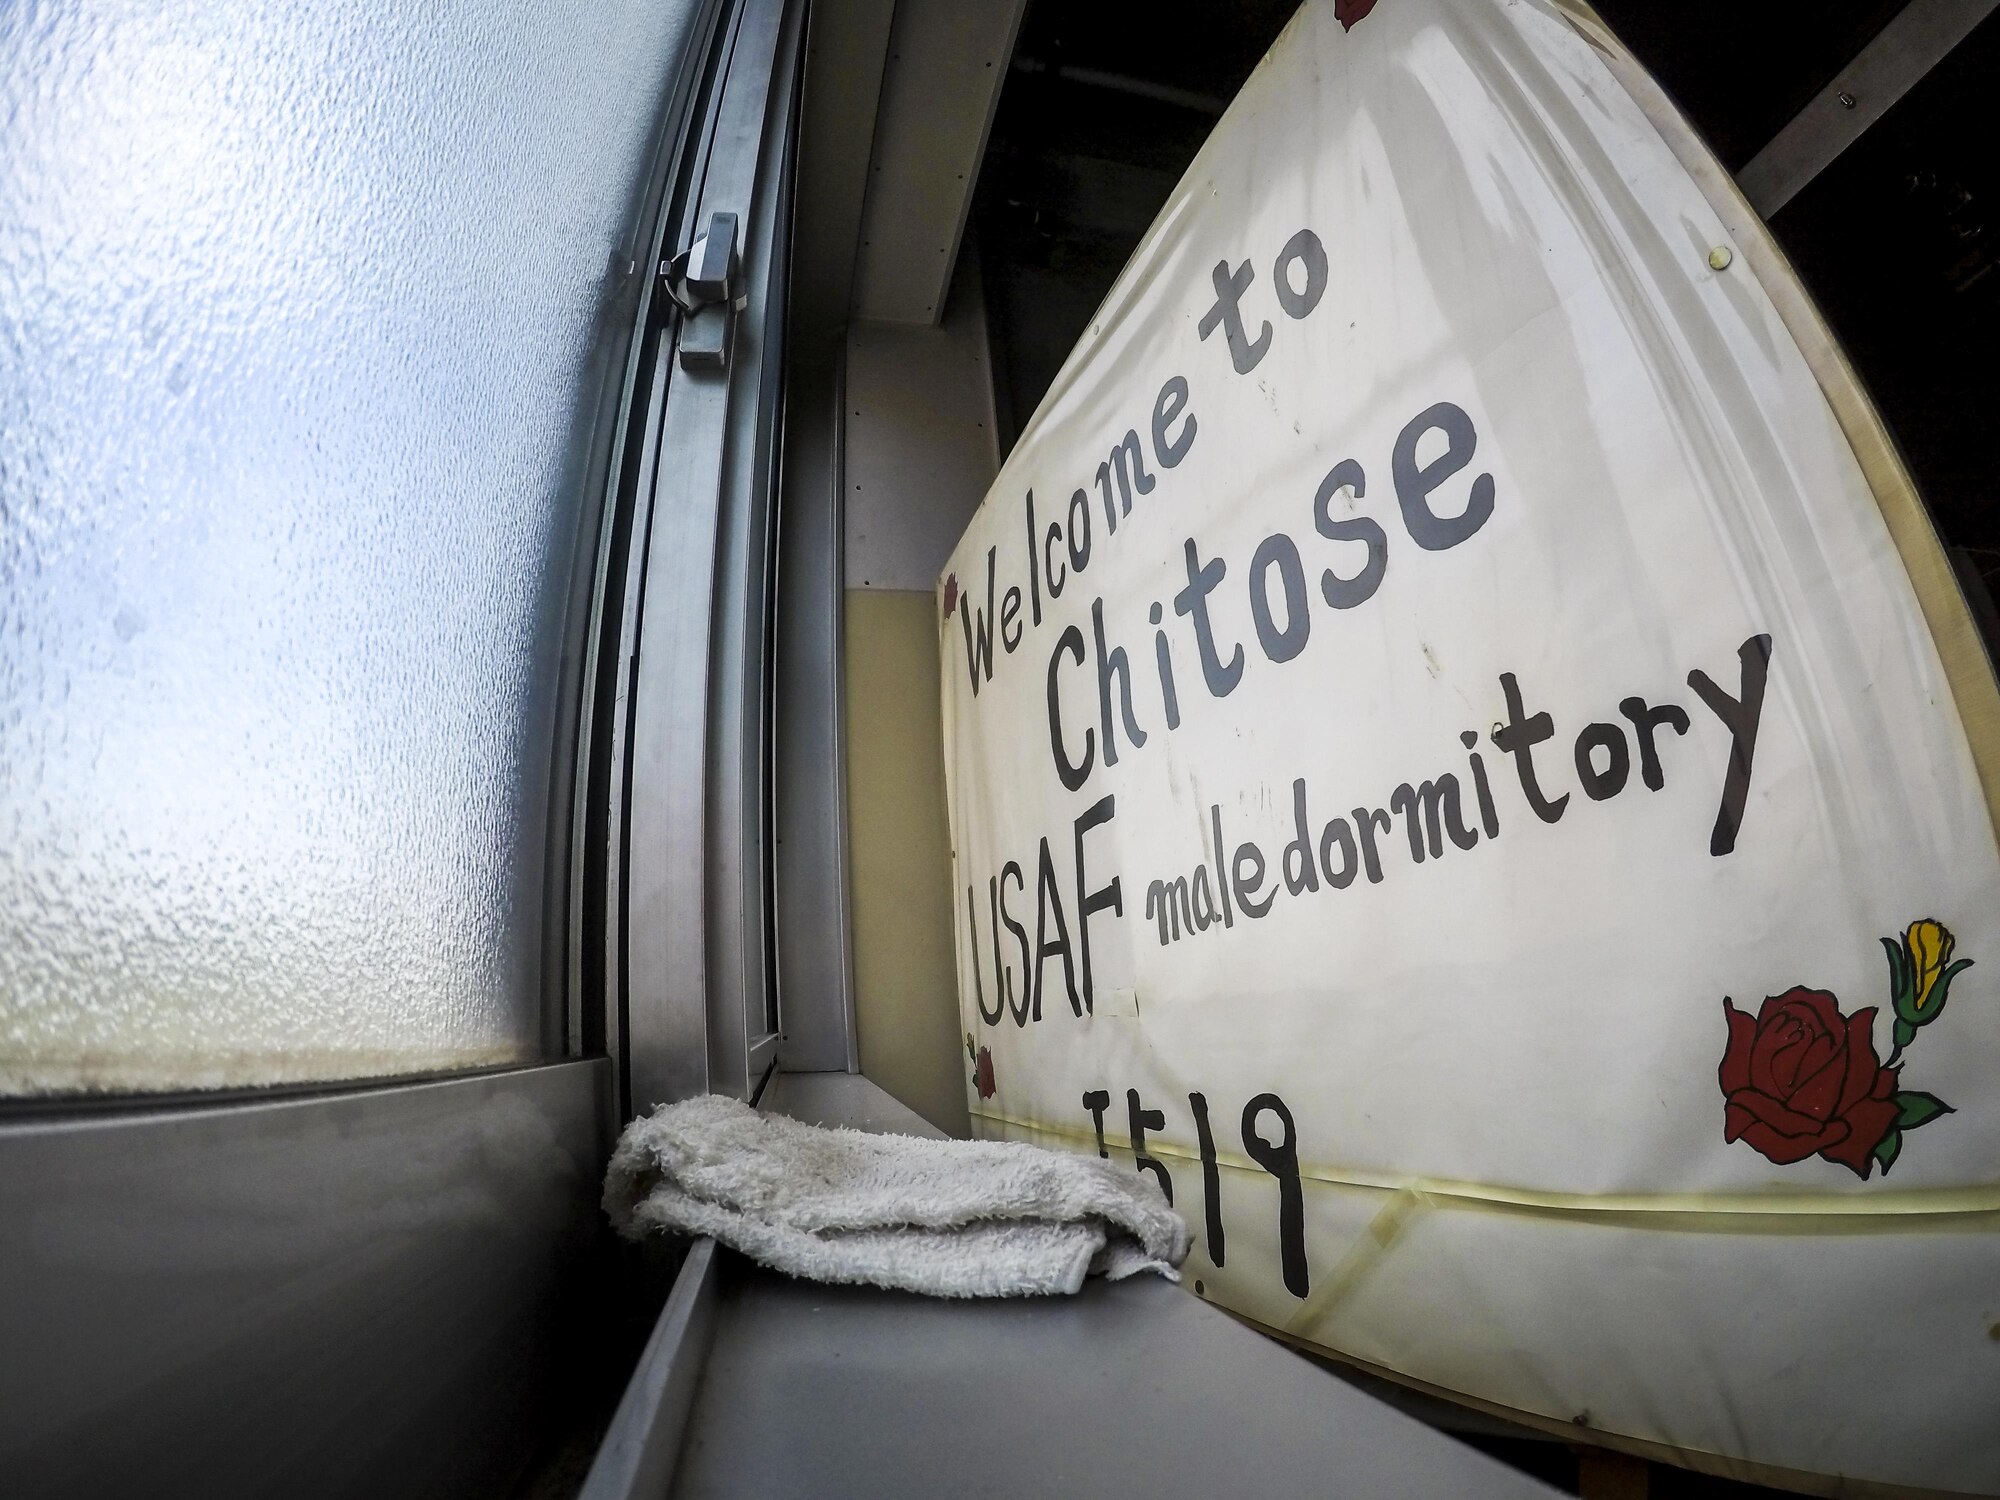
938 1 2000 1492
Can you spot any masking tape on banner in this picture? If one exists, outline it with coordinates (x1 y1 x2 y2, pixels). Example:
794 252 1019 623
971 1107 2000 1224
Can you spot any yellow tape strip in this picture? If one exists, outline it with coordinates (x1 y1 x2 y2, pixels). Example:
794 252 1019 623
971 1107 2000 1222
1283 1184 1436 1336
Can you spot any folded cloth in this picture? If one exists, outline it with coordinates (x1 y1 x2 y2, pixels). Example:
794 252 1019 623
603 1094 1190 1298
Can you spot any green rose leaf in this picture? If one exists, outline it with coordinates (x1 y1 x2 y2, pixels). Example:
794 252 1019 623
1881 936 1911 1003
1873 1127 1903 1176
1924 958 1974 1023
1892 1017 1919 1054
1894 1090 1954 1130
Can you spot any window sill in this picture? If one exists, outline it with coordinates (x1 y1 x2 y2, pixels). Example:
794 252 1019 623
582 1070 1558 1498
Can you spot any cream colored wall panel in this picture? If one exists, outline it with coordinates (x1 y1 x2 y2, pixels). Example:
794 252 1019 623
845 589 971 1137
844 260 1000 591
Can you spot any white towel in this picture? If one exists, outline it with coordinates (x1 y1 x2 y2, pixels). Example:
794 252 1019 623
603 1095 1190 1298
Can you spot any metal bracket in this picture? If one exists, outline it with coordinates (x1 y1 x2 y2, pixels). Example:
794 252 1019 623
1736 0 1999 218
661 210 743 371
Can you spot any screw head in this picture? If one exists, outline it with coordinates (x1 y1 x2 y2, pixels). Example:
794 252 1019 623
1708 245 1734 271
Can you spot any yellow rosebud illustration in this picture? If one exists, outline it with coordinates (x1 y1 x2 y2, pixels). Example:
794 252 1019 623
1906 920 1953 1016
1882 917 1973 1061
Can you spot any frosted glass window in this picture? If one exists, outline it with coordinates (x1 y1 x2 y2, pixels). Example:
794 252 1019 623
0 0 699 1093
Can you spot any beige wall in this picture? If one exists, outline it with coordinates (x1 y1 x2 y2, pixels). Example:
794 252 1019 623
842 589 970 1137
838 261 997 1139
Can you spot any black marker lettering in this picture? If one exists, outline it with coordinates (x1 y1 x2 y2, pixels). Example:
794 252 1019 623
1189 1091 1225 1266
1574 721 1631 801
1096 430 1156 532
1175 539 1243 698
1353 805 1393 884
1243 1093 1309 1298
1273 228 1328 320
1390 775 1480 861
1314 458 1387 610
1033 836 1080 1018
1066 487 1092 574
958 546 996 693
1319 815 1359 888
1688 634 1774 857
1283 779 1320 896
1233 841 1274 918
1128 1089 1174 1204
1197 257 1272 374
1618 695 1690 791
967 883 1002 1025
1493 671 1569 824
1152 374 1197 468
1000 861 1030 1026
1191 865 1219 931
1150 600 1182 732
1249 533 1311 664
1082 1090 1111 1157
1210 804 1236 928
1393 401 1494 551
1024 489 1042 626
1047 626 1093 793
1093 597 1147 767
1461 730 1501 838
1073 795 1121 1014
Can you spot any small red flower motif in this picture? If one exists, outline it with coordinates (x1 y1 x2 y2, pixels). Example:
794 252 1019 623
1716 923 1965 1180
973 1046 995 1100
942 574 959 620
1718 988 1899 1179
1335 0 1378 31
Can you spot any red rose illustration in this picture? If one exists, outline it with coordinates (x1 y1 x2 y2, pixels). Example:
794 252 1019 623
973 1046 996 1100
1334 0 1378 30
1718 989 1899 1179
942 573 959 620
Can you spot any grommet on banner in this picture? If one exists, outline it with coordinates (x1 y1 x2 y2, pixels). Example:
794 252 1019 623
1707 245 1734 271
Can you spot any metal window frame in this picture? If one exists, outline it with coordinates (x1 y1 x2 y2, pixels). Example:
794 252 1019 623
614 0 806 1115
0 1060 611 1498
773 345 862 1074
0 0 804 1492
576 1236 726 1500
563 0 739 1065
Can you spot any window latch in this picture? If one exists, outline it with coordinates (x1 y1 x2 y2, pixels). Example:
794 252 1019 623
661 210 742 371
